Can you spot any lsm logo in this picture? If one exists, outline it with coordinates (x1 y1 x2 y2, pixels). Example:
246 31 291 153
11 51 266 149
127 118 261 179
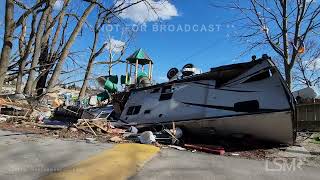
265 158 305 172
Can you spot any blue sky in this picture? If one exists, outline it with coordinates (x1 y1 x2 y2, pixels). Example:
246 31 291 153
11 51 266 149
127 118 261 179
80 0 258 84
126 1 239 80
0 0 267 86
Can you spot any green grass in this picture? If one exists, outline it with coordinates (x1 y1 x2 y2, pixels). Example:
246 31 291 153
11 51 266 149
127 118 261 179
311 136 320 144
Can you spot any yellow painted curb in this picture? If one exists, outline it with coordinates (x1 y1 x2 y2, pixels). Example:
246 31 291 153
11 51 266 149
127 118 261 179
42 143 160 180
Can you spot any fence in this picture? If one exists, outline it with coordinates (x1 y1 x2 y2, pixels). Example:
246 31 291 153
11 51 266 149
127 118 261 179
297 102 320 131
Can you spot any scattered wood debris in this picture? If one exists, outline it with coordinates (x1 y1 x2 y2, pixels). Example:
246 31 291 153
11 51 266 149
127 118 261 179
0 97 128 143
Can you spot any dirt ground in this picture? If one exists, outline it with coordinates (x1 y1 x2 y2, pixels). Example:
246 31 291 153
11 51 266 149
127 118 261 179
0 121 122 143
1 120 320 168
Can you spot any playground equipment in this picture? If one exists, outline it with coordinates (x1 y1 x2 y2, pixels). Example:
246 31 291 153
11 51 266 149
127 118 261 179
95 48 154 101
96 75 118 101
124 48 153 85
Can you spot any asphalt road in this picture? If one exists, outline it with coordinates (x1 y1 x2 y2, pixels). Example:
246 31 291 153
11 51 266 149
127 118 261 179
131 148 320 180
0 130 113 180
0 129 319 180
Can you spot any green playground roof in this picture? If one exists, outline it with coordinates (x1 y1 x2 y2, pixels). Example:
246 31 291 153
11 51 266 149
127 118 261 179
126 48 153 65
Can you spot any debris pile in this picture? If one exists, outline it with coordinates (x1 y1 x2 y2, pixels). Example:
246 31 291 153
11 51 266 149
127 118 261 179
0 95 125 142
0 97 51 121
0 95 183 146
0 94 298 159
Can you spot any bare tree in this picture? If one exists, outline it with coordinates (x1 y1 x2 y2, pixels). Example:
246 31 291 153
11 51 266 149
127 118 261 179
34 0 70 95
78 33 129 99
16 13 37 94
46 2 96 92
0 0 15 90
0 0 45 91
213 0 320 89
0 0 153 96
78 8 136 99
78 10 108 99
47 0 148 92
24 1 54 95
292 40 320 89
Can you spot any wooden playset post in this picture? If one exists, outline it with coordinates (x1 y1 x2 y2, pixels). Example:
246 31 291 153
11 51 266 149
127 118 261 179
129 63 132 83
125 62 128 84
148 61 152 80
135 59 139 83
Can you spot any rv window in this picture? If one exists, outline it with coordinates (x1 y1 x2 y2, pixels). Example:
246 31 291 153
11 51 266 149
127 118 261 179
133 106 141 115
126 105 141 115
234 100 259 112
243 70 271 83
126 106 135 115
144 110 151 114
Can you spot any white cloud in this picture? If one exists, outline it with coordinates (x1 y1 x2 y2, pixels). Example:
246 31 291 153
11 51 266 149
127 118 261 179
116 0 178 23
306 0 317 3
306 57 320 70
53 0 64 11
106 38 126 53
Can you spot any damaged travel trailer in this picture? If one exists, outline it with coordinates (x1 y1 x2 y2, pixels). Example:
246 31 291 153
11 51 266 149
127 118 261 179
113 55 296 144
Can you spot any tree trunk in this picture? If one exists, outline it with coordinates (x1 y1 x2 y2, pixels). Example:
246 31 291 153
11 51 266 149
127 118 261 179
24 4 51 95
281 0 292 90
284 62 292 90
16 14 37 94
79 23 99 99
16 17 27 94
35 7 53 95
35 43 50 95
47 3 95 92
0 0 14 91
79 57 95 99
36 2 67 95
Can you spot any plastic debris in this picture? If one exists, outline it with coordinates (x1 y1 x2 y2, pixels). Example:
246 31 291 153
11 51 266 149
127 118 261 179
139 131 156 144
89 96 98 106
0 117 7 122
128 126 138 134
168 145 186 151
85 137 96 144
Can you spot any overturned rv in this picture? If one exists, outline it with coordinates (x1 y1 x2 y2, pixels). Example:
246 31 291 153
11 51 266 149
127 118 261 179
113 55 296 144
